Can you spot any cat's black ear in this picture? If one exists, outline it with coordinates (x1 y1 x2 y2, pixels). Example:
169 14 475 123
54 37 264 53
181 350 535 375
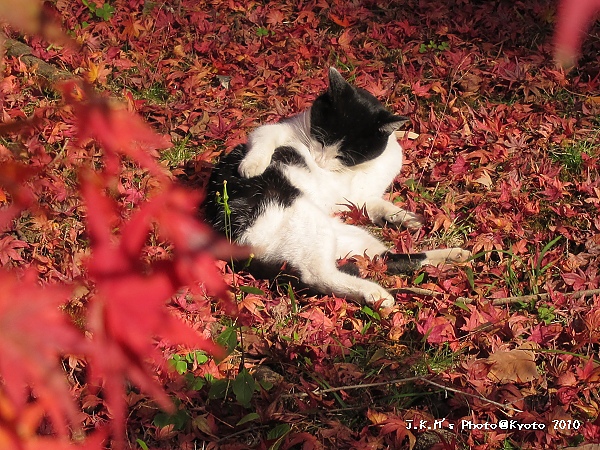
328 67 350 98
379 115 410 135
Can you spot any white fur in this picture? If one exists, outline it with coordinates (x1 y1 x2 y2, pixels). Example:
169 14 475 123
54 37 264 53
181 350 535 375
239 198 395 307
241 115 422 227
236 117 467 307
239 112 313 178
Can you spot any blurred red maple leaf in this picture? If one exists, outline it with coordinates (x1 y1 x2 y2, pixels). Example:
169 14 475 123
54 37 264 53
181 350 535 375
554 0 600 68
81 175 243 447
59 81 171 179
0 235 28 264
0 270 84 441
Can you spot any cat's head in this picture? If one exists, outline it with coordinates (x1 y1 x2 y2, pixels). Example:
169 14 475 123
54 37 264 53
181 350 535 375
309 68 408 167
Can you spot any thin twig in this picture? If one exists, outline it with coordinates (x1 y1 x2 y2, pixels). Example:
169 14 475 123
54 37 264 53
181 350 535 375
215 424 270 444
390 287 443 296
392 286 600 306
417 378 522 413
456 288 600 305
282 376 522 414
280 376 421 397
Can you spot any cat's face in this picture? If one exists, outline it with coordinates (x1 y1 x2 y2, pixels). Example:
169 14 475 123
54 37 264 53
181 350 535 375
309 68 408 167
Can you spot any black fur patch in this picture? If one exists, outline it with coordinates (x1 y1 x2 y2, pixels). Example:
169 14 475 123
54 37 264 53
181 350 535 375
337 260 360 276
309 69 408 167
203 144 303 239
271 145 309 168
383 252 428 274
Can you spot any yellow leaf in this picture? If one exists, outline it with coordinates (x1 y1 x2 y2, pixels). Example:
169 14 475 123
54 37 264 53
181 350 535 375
85 62 100 84
367 408 388 425
173 44 186 58
84 61 111 85
586 96 600 105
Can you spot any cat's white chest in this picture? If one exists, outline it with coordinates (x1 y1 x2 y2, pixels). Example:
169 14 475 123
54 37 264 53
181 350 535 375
333 136 404 208
284 162 344 211
283 135 403 215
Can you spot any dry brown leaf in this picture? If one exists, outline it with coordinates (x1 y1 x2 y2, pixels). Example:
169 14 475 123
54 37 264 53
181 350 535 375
487 343 540 384
548 405 575 436
586 96 600 105
252 365 284 386
473 169 493 189
458 72 483 94
572 399 600 418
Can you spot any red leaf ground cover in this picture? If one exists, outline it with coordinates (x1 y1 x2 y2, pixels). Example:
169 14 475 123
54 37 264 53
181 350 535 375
1 0 600 449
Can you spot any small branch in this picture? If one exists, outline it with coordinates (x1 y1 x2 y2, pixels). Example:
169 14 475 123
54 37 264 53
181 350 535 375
391 285 600 306
216 424 270 443
457 288 600 306
390 287 443 297
417 378 522 414
282 376 522 414
280 376 422 397
2 32 73 82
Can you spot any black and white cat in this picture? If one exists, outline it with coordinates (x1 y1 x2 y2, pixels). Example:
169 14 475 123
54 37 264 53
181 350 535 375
204 68 470 308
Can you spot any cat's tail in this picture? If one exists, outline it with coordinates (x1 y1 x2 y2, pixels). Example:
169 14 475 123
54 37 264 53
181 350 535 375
383 248 471 273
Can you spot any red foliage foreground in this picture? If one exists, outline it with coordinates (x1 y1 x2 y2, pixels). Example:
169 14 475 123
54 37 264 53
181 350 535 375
1 0 600 449
0 19 244 448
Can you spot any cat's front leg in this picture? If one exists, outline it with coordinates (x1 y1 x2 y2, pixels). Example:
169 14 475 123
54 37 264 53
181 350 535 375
238 124 283 177
366 198 424 231
239 111 310 178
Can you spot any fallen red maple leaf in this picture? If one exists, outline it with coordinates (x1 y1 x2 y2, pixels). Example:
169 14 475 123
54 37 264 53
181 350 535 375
379 416 417 449
0 161 38 231
328 12 354 28
417 310 457 348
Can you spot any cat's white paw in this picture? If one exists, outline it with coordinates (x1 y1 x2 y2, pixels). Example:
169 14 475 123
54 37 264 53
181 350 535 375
386 210 424 230
364 288 395 308
446 248 472 263
424 248 472 265
238 152 272 178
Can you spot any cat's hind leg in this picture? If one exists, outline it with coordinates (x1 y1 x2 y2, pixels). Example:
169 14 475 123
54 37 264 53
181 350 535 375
241 201 396 307
331 220 389 259
300 256 396 308
328 220 471 274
